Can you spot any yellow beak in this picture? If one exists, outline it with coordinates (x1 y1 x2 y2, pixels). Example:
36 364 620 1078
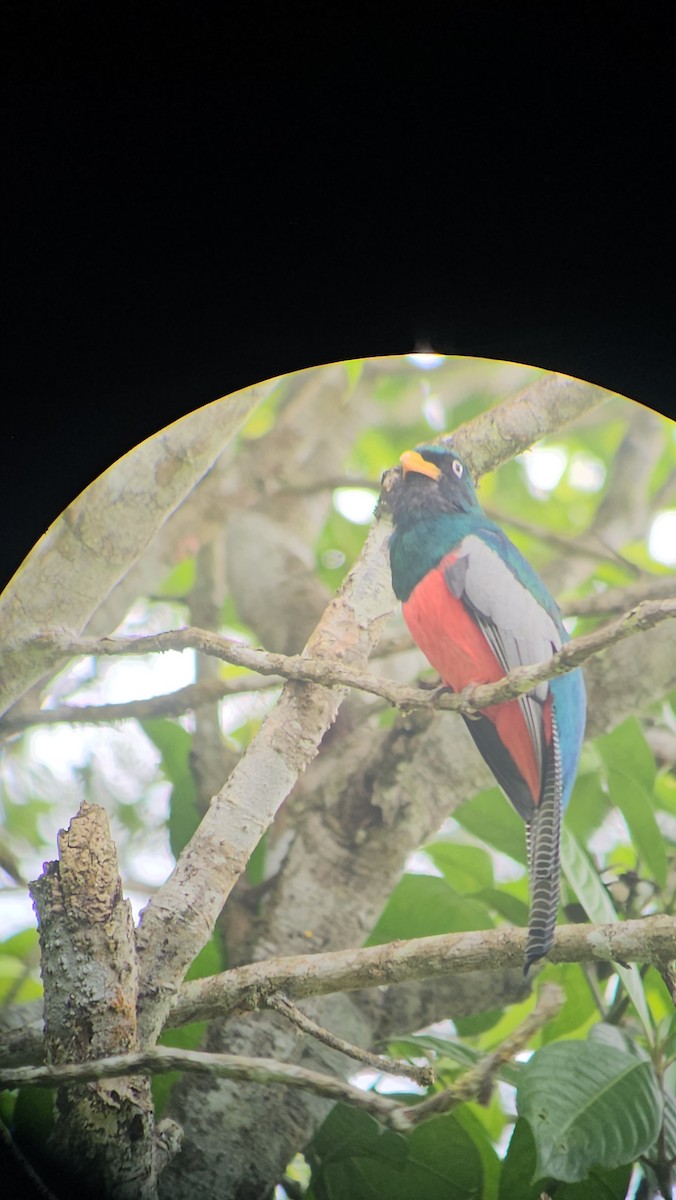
399 450 442 481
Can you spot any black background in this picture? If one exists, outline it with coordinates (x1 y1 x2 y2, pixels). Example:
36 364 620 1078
2 5 675 596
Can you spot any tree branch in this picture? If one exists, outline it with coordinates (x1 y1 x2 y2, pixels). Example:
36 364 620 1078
5 917 671 1071
21 596 676 723
265 994 434 1087
170 914 675 1028
394 983 564 1128
0 637 412 737
0 991 567 1137
133 513 397 1047
562 574 676 618
0 1045 403 1129
0 675 281 736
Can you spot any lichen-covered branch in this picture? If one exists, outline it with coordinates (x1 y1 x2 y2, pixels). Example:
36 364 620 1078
133 513 397 1046
0 1046 403 1128
5 916 672 1073
29 802 171 1199
166 913 676 1027
24 594 676 719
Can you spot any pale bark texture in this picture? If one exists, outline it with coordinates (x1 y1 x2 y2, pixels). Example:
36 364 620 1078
29 803 178 1198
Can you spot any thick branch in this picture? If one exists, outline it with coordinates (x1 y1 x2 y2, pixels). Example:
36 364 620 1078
133 515 396 1046
29 802 163 1199
0 386 265 718
23 596 676 719
5 917 671 1072
169 914 675 1028
443 373 612 476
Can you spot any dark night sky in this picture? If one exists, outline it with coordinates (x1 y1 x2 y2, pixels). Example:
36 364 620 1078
2 6 675 596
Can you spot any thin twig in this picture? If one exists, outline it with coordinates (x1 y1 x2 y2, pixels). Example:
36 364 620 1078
0 675 282 736
0 1045 403 1128
0 637 413 737
266 994 434 1087
393 983 564 1129
562 575 676 619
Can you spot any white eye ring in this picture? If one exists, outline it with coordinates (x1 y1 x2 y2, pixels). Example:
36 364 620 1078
452 459 463 478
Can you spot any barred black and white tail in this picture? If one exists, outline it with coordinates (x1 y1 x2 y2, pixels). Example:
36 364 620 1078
524 720 563 972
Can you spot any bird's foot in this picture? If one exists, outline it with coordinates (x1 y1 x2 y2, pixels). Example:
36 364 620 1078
459 682 482 720
417 676 444 691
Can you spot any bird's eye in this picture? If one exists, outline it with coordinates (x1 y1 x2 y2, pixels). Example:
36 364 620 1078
452 459 463 478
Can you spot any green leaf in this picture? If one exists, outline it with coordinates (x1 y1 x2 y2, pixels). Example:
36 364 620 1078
184 933 224 980
606 767 666 887
141 718 200 857
12 1086 55 1154
454 789 528 867
473 887 529 928
390 1033 480 1073
308 1105 483 1200
157 555 196 597
366 874 493 946
246 830 268 886
565 770 611 846
453 1105 501 1200
154 1018 209 1115
498 1120 548 1200
516 1041 662 1182
595 719 665 884
454 1007 509 1038
560 826 654 1041
499 1119 633 1200
422 841 494 892
538 962 598 1044
344 358 365 392
0 927 39 957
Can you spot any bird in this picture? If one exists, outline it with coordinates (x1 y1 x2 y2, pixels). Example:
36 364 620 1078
387 444 586 971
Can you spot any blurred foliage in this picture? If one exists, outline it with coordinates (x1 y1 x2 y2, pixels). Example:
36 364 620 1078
1 357 675 1197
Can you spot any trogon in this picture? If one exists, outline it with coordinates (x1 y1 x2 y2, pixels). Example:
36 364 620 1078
388 444 586 970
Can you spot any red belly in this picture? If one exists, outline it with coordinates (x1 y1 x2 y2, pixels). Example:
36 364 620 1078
403 557 543 804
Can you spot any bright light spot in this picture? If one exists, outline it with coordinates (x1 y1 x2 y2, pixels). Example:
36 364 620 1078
333 487 377 525
320 549 346 570
351 1069 426 1095
520 446 567 492
100 650 195 703
649 510 676 565
0 892 36 937
568 453 606 493
406 352 445 370
405 850 443 877
422 395 445 430
127 841 176 888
